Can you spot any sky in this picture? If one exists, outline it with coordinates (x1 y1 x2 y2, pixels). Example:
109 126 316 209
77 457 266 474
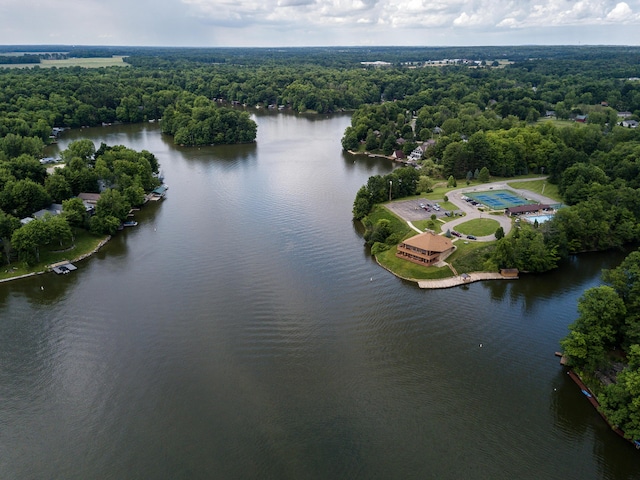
0 0 639 47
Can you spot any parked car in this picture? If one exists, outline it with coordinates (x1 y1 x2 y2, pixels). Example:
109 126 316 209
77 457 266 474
467 234 477 240
451 231 462 237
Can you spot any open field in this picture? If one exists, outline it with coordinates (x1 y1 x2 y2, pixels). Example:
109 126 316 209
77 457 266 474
1 57 129 69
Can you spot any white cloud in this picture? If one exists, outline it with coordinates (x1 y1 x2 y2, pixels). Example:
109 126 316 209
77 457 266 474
181 0 640 31
0 0 640 46
606 2 639 21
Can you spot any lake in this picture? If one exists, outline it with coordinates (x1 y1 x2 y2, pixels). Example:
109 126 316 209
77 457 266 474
1 112 639 479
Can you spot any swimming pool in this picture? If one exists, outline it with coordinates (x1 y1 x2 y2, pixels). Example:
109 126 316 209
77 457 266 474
525 214 554 224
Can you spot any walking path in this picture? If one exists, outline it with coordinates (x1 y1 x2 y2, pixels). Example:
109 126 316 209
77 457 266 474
417 272 512 289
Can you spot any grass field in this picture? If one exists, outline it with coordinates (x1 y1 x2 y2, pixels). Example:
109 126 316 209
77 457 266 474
507 179 562 202
1 57 129 69
453 218 501 236
376 246 455 280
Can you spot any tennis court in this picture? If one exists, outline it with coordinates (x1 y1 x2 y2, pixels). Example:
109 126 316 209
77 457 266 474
464 190 529 210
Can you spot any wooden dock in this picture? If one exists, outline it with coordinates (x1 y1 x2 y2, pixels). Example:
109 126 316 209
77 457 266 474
417 272 515 289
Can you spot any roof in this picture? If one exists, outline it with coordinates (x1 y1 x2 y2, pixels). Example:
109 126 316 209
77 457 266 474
78 192 101 203
401 232 453 253
152 185 168 195
33 204 63 219
506 204 551 214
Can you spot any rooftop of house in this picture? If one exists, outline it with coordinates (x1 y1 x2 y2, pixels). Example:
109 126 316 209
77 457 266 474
400 232 453 253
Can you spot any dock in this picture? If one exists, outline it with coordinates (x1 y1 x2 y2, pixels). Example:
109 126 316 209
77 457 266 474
417 272 515 289
50 261 78 275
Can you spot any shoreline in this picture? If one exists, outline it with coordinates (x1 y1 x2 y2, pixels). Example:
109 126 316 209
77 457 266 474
0 235 111 285
565 367 640 449
375 256 517 289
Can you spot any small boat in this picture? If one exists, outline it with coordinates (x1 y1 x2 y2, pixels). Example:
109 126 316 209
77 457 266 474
123 221 138 227
581 389 592 398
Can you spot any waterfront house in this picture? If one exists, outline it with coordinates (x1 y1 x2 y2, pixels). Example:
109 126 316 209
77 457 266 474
622 119 638 128
396 232 454 266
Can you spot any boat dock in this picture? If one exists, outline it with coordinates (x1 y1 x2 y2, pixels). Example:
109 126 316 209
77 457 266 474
50 261 78 275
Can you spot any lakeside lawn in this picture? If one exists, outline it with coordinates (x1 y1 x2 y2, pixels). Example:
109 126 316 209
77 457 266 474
448 240 496 273
367 205 413 239
376 246 455 280
0 229 107 281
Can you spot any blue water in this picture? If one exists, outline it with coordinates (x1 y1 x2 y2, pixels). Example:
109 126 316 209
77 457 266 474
525 214 555 223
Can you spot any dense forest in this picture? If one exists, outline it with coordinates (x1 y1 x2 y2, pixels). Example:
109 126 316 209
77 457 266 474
1 46 640 434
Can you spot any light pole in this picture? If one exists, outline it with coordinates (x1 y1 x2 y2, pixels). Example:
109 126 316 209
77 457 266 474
389 180 392 202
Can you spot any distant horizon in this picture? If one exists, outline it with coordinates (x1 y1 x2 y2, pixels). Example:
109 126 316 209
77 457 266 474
1 43 639 49
1 0 639 48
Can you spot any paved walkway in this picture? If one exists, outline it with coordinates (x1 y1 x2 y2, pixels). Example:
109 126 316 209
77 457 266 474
417 272 515 289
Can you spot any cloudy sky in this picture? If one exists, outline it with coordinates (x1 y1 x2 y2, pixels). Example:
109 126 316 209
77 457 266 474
1 0 639 47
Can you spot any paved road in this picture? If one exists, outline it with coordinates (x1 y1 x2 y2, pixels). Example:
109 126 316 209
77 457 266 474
393 177 557 242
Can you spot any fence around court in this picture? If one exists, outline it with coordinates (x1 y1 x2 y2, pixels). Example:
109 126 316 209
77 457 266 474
464 189 530 210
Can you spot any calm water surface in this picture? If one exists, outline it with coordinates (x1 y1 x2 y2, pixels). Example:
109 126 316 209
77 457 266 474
1 113 639 479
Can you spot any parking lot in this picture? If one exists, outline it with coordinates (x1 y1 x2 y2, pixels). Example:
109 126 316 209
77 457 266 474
385 198 449 222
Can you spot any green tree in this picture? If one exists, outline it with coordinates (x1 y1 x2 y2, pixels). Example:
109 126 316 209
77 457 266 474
95 188 130 222
62 197 88 228
4 179 51 218
478 166 490 183
45 174 72 203
560 286 626 369
352 186 372 220
416 176 433 194
0 209 20 264
603 251 640 347
11 218 49 264
43 214 73 247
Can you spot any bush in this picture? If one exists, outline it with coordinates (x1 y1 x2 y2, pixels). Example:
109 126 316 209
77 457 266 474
371 242 390 256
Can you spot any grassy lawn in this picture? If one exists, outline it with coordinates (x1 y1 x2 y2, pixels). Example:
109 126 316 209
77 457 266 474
367 205 413 238
0 229 107 281
448 240 496 273
507 179 562 202
3 57 129 69
536 118 580 128
412 219 442 233
453 218 501 236
376 246 455 280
